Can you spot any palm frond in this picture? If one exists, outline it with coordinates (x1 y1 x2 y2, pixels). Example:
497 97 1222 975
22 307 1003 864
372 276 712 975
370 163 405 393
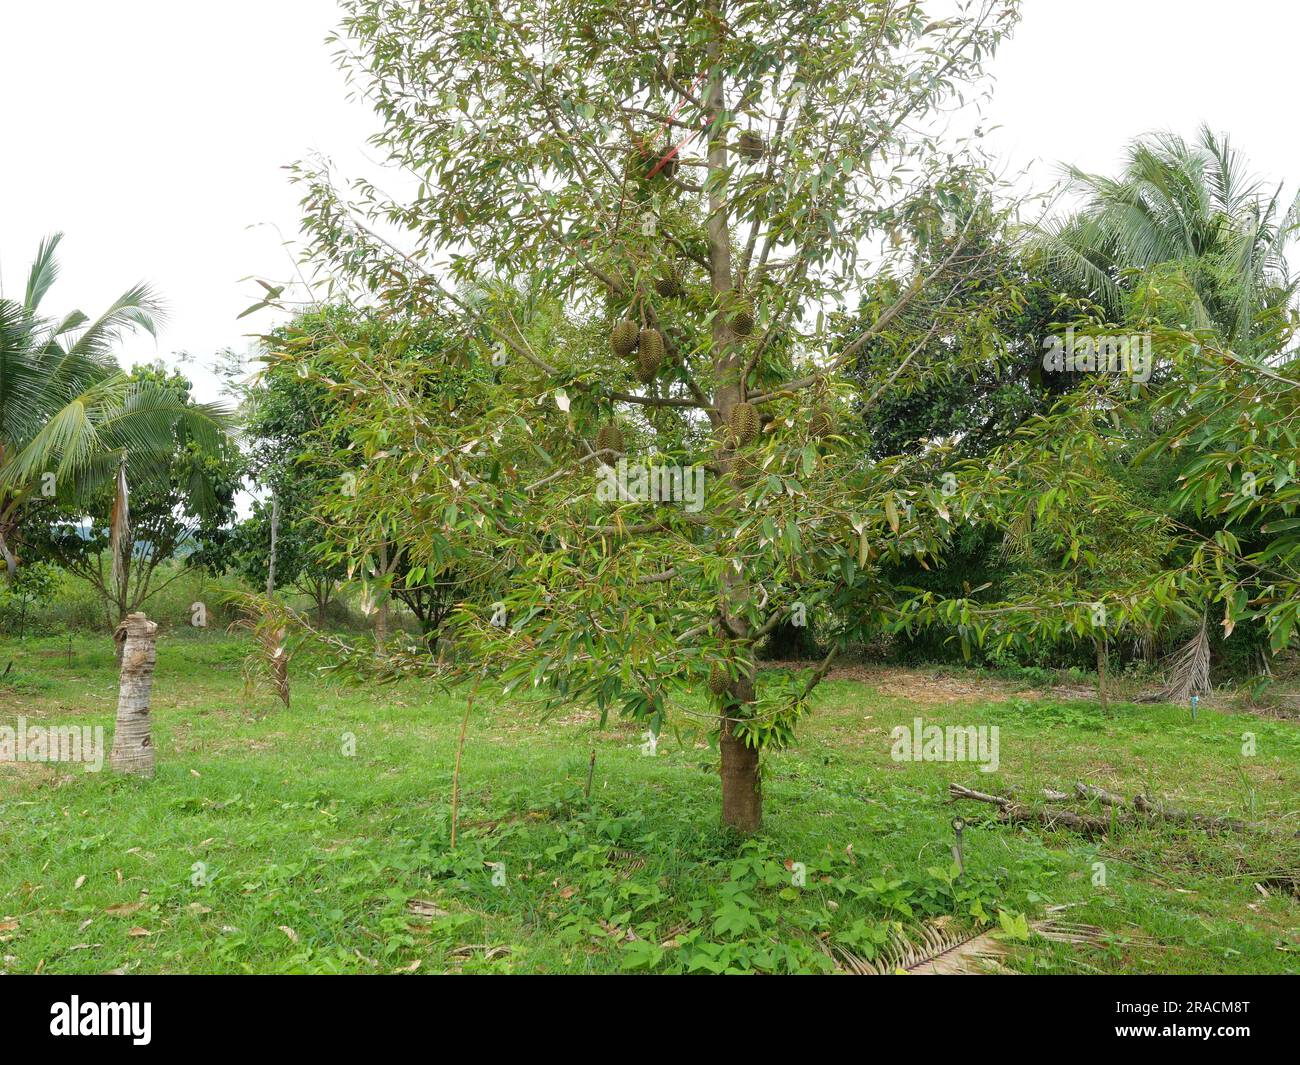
1161 615 1212 703
1039 128 1294 348
0 373 224 493
64 282 166 358
824 913 1108 975
23 232 64 313
1026 216 1121 312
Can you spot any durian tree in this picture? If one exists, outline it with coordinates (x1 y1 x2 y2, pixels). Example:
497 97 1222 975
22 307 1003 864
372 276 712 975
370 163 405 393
290 0 1021 831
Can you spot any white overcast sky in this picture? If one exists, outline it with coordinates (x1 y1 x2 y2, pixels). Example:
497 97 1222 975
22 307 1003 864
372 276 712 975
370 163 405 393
2 0 1298 403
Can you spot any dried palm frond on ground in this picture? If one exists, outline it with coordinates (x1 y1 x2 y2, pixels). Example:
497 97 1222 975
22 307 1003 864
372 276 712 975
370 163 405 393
827 920 1012 975
449 943 511 962
823 910 1108 975
606 849 648 877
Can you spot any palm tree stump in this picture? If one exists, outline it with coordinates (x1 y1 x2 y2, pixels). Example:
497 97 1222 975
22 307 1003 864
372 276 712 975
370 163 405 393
109 613 158 777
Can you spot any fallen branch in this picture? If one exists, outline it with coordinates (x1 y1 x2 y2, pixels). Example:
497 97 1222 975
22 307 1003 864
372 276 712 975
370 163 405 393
1077 782 1272 834
950 782 1292 838
948 784 1113 835
1074 783 1127 808
1131 793 1256 835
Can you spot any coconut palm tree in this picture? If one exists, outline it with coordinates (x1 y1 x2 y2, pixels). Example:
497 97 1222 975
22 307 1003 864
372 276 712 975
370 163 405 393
1034 131 1300 688
1033 126 1300 355
0 233 229 579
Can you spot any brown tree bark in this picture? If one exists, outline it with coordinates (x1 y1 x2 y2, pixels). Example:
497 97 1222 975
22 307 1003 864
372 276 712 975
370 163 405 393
109 613 158 777
700 0 762 833
720 675 762 832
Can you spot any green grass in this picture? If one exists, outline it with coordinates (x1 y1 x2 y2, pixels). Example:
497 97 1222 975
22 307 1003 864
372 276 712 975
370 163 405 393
1 633 1297 974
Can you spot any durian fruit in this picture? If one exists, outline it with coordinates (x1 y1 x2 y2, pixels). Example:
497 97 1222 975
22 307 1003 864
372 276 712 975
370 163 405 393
638 326 664 363
738 130 765 162
595 422 625 455
730 300 755 337
732 451 763 486
635 345 662 383
809 407 834 438
708 665 730 696
729 401 760 445
610 319 639 358
654 268 682 299
634 331 665 384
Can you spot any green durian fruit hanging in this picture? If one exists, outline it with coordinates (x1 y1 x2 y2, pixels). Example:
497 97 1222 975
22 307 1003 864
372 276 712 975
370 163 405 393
738 131 765 161
638 326 664 362
654 147 680 180
809 408 834 438
638 326 664 357
654 269 682 298
635 344 662 383
730 301 755 336
708 665 730 696
732 451 762 486
729 401 760 445
595 423 625 455
610 319 639 358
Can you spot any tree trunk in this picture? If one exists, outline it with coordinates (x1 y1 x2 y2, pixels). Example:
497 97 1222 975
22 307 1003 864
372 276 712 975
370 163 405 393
719 673 761 832
0 527 17 581
1096 638 1108 710
266 494 280 596
110 613 158 777
374 543 392 648
700 0 760 833
720 711 761 833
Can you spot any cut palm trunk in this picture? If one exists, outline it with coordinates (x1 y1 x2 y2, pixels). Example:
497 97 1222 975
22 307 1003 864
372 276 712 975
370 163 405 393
109 612 158 777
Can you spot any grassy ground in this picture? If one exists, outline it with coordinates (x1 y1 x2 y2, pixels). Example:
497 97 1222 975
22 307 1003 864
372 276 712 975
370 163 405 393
1 632 1297 974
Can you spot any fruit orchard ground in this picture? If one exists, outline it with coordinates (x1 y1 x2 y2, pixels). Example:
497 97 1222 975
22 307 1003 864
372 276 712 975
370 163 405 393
1 634 1296 974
